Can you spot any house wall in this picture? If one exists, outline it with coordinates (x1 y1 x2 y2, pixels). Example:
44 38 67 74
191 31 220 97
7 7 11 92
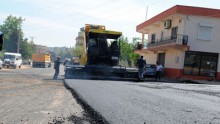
138 6 220 80
144 16 188 78
147 15 185 41
184 15 220 53
146 15 220 80
158 48 186 79
164 49 184 69
170 15 185 35
184 15 220 74
143 49 184 66
143 52 157 64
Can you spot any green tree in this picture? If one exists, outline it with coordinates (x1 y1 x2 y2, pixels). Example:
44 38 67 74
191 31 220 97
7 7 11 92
64 50 73 59
59 49 63 57
119 36 140 67
20 38 36 59
0 51 4 58
72 45 83 57
0 15 24 53
130 37 141 64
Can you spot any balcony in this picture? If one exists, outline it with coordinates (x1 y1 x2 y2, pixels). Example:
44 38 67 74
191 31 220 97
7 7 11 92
147 34 188 48
134 34 189 54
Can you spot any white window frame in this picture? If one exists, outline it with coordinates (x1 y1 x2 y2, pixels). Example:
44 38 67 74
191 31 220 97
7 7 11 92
197 23 213 41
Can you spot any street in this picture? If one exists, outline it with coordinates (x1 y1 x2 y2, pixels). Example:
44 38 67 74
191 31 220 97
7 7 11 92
1 65 220 124
0 65 92 124
65 79 220 124
2 1 220 124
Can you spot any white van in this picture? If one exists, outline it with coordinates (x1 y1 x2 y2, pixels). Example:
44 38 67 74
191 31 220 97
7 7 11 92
3 52 22 69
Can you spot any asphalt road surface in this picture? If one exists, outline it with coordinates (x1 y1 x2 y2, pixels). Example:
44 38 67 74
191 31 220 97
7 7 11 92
0 65 93 124
65 79 220 124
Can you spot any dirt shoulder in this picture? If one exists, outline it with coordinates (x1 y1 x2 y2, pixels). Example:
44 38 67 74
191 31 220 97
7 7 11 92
0 66 91 124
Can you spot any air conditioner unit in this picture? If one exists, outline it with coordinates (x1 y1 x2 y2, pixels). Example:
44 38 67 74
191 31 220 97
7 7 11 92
164 20 171 29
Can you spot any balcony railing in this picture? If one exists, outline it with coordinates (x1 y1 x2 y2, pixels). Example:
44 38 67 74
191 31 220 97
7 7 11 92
146 34 188 48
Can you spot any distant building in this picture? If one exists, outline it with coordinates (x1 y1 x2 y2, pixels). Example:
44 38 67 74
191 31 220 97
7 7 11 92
136 5 220 81
47 46 73 59
35 45 47 53
75 30 84 46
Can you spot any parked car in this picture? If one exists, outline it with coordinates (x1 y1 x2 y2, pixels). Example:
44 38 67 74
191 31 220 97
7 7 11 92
0 58 3 69
143 64 157 77
3 52 22 69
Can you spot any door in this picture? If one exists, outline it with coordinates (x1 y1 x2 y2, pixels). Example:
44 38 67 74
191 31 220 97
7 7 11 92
151 34 156 43
160 31 164 42
171 27 178 39
158 53 165 66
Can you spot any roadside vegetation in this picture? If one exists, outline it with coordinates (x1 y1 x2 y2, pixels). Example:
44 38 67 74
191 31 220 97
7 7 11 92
0 15 35 59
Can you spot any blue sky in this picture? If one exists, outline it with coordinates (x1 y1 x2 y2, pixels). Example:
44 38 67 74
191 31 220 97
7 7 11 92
1 0 220 47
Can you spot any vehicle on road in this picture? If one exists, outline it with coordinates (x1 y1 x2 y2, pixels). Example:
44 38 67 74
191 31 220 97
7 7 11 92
65 24 138 79
144 64 164 78
63 58 71 66
0 31 3 51
32 53 51 68
0 58 3 69
3 52 22 69
144 64 157 77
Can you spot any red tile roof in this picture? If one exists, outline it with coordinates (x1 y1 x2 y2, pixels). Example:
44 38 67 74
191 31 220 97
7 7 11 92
136 5 220 31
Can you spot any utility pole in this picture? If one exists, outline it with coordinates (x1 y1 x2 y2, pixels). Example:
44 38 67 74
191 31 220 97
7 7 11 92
16 18 25 53
145 6 148 20
30 36 34 43
16 29 20 53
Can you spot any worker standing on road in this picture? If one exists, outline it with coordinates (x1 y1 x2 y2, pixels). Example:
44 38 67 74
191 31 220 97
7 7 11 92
137 56 146 80
53 56 61 80
155 61 163 81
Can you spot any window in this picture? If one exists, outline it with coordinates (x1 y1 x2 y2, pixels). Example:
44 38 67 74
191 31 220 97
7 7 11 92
200 55 218 77
160 31 164 41
183 51 218 77
151 34 156 43
198 23 213 41
171 27 178 39
183 53 201 75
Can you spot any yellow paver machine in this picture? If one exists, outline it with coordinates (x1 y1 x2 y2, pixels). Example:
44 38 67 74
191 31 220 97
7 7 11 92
65 24 138 80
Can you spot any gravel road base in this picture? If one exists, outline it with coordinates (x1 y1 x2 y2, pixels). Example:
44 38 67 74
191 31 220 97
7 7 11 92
0 65 92 124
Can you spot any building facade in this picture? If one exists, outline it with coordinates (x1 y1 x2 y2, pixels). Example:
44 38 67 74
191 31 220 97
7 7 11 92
136 5 220 80
35 45 47 54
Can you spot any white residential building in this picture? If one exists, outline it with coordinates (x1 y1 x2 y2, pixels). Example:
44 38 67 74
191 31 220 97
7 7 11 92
136 5 220 80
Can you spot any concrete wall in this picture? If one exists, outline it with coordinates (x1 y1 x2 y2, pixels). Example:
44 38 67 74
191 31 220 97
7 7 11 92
142 52 157 65
141 48 185 70
164 49 185 69
184 15 220 53
147 15 185 42
138 10 220 80
184 15 220 73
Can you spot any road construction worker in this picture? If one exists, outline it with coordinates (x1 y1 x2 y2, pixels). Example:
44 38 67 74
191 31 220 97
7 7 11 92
53 56 61 80
137 56 146 80
155 61 163 81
